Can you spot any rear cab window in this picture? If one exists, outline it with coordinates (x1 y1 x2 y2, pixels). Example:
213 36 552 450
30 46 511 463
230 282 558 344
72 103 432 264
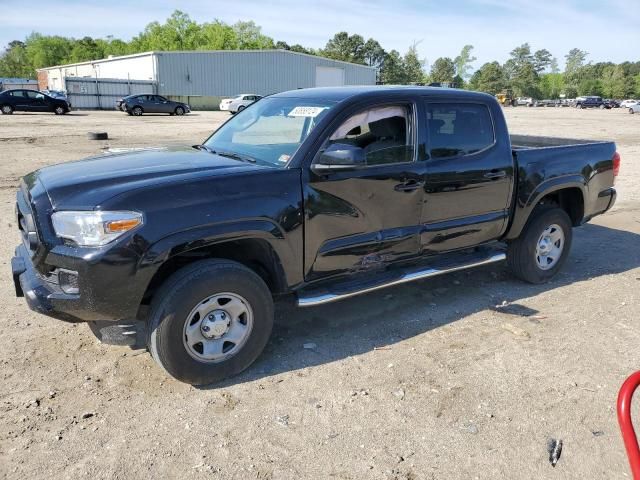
426 103 495 159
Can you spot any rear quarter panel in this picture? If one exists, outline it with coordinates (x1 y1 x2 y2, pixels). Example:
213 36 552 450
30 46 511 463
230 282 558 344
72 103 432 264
506 141 617 239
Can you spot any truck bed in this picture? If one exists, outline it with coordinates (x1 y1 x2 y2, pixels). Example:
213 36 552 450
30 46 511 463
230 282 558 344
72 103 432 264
510 134 611 149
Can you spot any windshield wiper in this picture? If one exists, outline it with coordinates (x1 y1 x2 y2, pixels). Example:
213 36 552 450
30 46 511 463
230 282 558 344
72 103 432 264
192 144 215 154
214 150 257 163
193 144 257 163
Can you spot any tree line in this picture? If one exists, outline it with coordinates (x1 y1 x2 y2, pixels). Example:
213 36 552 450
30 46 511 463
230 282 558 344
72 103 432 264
1 10 639 99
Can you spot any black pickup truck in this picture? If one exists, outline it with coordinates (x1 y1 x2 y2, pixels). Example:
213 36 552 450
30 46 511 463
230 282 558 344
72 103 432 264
11 87 620 385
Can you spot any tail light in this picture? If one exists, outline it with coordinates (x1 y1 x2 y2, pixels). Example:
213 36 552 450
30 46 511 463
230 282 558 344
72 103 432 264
613 151 621 183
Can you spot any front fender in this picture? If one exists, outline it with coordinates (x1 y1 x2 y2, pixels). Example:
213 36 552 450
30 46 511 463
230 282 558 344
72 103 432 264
138 218 302 287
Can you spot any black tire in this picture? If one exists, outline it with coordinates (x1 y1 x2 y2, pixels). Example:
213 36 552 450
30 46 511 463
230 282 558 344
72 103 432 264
127 110 133 116
132 106 143 116
507 206 573 284
54 105 67 115
1 104 13 115
237 105 246 112
174 106 185 116
630 109 635 115
87 132 108 140
147 259 274 385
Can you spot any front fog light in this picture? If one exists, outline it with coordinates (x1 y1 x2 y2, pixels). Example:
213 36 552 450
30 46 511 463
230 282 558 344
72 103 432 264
58 269 79 294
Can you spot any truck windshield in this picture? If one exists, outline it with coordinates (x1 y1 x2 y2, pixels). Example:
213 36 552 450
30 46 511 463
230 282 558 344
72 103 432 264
204 97 335 167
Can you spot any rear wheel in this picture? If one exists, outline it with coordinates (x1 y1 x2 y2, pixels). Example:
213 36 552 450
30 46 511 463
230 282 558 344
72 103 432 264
1 104 13 115
132 106 143 116
237 105 246 112
507 206 573 284
147 259 274 385
174 106 185 116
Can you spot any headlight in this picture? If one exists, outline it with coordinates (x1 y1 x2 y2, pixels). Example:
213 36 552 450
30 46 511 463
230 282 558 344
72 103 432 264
51 211 143 247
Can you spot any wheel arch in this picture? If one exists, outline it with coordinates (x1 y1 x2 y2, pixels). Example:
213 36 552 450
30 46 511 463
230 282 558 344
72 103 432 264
505 178 586 240
139 226 292 308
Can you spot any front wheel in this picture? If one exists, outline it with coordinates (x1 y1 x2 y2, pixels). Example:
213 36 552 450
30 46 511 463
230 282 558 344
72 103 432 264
147 259 274 385
507 206 573 284
174 106 185 116
54 105 67 115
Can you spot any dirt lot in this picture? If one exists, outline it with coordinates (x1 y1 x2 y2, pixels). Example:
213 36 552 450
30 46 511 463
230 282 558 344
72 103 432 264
0 107 639 480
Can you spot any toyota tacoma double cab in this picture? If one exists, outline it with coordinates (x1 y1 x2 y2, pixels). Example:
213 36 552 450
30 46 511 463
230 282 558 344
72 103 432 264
11 87 620 385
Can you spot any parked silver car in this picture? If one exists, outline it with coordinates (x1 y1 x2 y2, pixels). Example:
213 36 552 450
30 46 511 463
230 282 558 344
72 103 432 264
219 94 262 114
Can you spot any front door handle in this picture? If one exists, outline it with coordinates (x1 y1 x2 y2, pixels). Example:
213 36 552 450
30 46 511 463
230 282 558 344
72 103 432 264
484 170 507 180
394 179 425 192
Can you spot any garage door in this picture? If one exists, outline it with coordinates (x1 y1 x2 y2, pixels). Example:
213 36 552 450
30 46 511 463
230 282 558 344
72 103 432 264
315 66 345 87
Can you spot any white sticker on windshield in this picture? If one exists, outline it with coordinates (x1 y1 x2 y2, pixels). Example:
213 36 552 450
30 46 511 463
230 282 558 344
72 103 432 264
288 106 326 117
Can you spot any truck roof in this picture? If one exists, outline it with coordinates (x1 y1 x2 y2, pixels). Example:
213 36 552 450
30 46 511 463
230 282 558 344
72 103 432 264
271 86 495 102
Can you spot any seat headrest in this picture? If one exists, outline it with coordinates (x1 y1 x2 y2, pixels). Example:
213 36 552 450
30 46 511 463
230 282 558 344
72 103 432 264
368 116 405 138
429 119 445 133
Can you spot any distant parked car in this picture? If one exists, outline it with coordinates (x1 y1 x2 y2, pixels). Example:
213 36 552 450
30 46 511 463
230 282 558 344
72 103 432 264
620 99 638 109
629 104 640 114
573 96 605 109
220 94 262 114
515 97 534 107
118 94 190 116
603 99 620 109
42 90 71 109
0 89 70 115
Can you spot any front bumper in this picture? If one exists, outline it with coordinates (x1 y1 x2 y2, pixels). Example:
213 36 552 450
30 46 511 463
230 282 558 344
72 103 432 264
11 240 153 324
12 244 82 322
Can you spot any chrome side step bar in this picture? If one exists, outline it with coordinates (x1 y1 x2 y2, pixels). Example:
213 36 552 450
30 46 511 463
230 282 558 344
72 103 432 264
297 252 506 307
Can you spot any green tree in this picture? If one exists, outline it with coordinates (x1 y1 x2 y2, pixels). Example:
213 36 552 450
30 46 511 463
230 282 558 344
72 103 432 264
538 73 565 98
510 43 533 68
131 11 204 51
468 61 504 94
454 44 476 81
504 43 538 96
24 33 73 70
289 44 315 55
68 37 104 63
564 48 588 93
380 49 406 84
0 41 31 77
601 65 628 98
322 32 366 64
533 49 552 73
430 57 455 83
403 44 426 83
232 21 274 49
200 21 239 50
578 78 602 96
362 39 386 69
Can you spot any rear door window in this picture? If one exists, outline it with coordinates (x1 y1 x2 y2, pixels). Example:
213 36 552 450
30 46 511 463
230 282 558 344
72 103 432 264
427 103 495 159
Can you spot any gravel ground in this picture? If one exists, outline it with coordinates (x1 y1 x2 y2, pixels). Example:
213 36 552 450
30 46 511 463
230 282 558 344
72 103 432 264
0 107 639 480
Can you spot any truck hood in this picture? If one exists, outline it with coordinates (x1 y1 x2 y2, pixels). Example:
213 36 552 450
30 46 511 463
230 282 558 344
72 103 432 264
32 146 269 209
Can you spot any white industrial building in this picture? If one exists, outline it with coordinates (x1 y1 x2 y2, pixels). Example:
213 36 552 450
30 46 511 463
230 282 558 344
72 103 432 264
37 50 377 109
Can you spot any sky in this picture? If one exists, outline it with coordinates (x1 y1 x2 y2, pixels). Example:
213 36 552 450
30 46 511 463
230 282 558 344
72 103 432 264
1 0 638 70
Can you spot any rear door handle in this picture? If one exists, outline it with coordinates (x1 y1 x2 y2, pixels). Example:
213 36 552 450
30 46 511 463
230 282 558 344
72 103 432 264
484 170 507 180
394 179 425 192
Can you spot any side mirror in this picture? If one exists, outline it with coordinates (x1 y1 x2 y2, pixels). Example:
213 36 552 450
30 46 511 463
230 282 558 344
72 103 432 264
312 143 365 173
